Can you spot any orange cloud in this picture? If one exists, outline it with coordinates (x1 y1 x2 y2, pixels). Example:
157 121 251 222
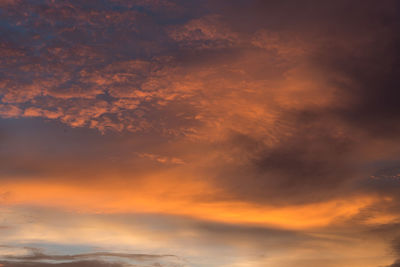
0 175 390 230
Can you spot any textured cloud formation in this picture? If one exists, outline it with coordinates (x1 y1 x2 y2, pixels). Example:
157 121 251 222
1 0 400 219
1 0 400 215
1 0 400 267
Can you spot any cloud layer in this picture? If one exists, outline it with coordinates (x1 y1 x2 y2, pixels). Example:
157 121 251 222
1 0 400 266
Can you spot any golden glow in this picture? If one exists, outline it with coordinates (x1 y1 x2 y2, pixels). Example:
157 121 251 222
0 178 387 229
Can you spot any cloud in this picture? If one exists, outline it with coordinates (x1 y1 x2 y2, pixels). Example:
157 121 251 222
0 246 180 267
1 0 400 209
0 105 21 118
0 0 179 132
168 15 238 49
138 153 184 164
3 250 177 262
0 207 396 267
1 0 400 210
1 1 400 265
0 261 125 267
385 238 400 267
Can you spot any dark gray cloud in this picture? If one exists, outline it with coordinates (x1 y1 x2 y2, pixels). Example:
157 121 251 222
0 260 125 267
213 123 355 205
189 0 400 206
3 251 176 262
0 247 179 267
386 238 400 267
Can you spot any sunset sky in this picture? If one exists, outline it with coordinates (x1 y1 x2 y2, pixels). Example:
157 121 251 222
1 0 400 266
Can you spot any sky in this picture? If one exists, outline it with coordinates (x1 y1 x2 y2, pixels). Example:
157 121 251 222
1 0 400 266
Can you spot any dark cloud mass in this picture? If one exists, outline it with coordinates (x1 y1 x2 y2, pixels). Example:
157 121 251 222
0 261 124 267
197 0 400 206
0 247 179 267
4 251 176 262
386 238 400 267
